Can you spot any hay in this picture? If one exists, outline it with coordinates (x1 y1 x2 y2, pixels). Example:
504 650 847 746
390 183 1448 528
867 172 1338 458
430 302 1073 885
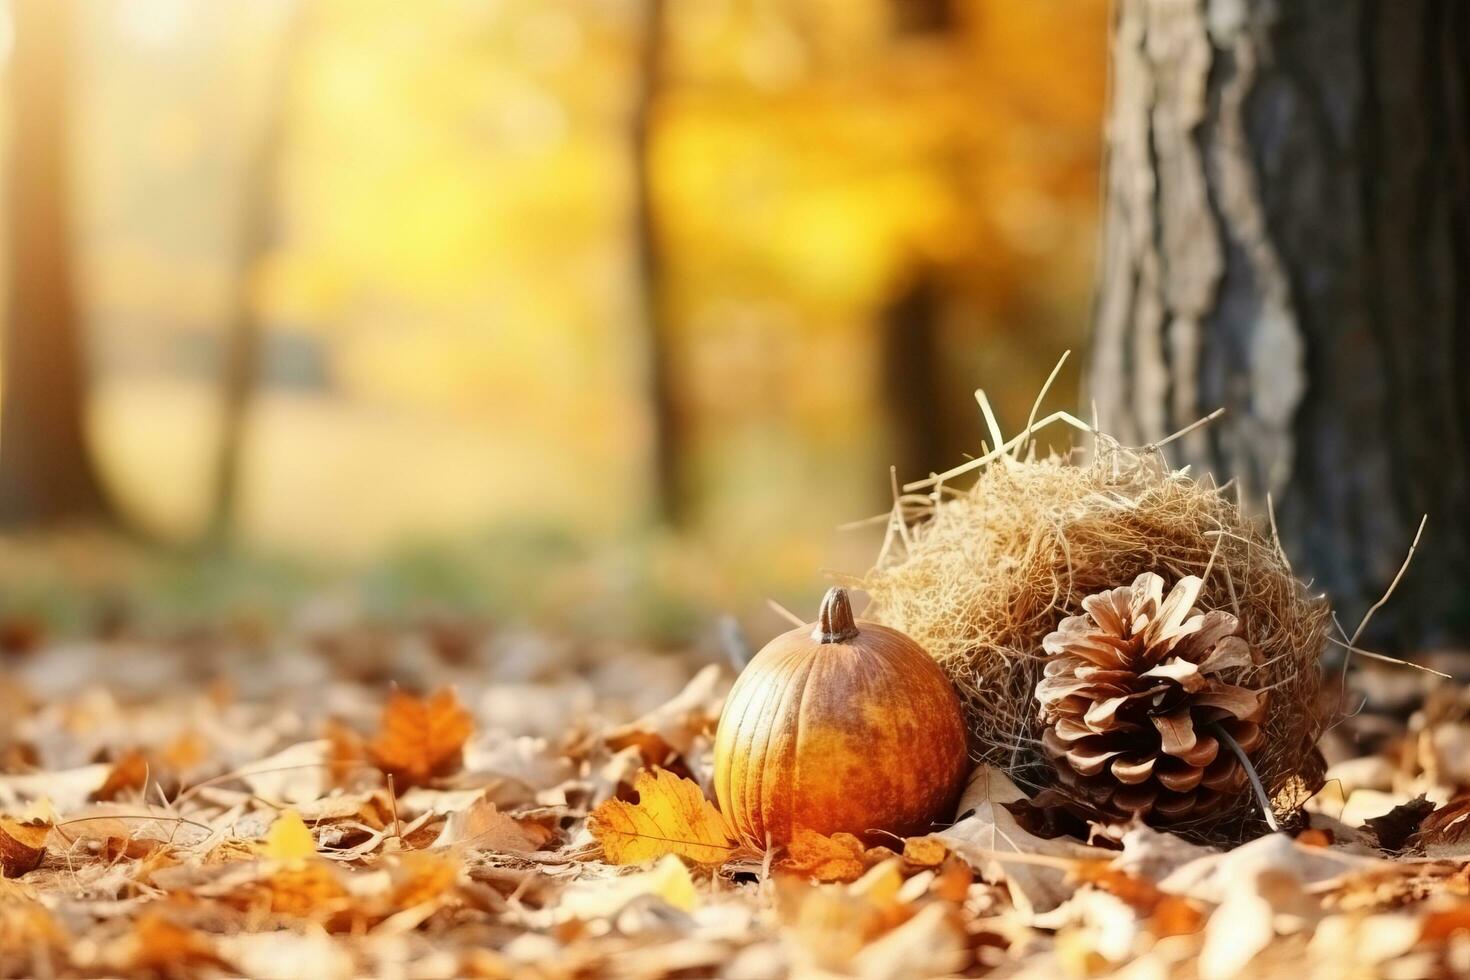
856 425 1332 842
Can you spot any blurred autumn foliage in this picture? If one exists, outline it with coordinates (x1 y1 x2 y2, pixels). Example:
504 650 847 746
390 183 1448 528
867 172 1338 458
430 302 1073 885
1 0 1106 627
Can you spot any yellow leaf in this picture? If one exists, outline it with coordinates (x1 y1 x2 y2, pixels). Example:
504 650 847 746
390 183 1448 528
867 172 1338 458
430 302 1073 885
369 687 474 788
560 854 699 920
587 768 739 866
263 810 317 864
849 857 904 908
901 836 949 868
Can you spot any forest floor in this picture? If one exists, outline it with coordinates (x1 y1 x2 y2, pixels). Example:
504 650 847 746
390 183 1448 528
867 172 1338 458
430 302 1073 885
3 598 1470 978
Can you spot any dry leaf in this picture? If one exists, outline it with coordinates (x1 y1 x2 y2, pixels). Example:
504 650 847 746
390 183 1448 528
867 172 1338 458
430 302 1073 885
385 850 460 910
432 797 544 852
781 829 869 882
588 768 739 865
91 749 150 802
240 739 332 805
263 810 317 864
901 836 948 868
1407 795 1470 857
604 663 727 764
560 853 699 919
851 902 968 980
0 818 48 877
126 914 234 974
369 687 474 788
938 766 1107 916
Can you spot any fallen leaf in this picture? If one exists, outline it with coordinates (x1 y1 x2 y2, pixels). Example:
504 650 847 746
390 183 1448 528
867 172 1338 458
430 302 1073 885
240 739 332 805
0 818 48 877
604 664 727 764
560 853 699 919
0 764 111 812
432 797 545 852
385 850 460 910
937 766 1108 916
781 829 869 882
369 687 474 788
262 810 317 864
126 914 234 974
1407 795 1470 857
901 836 948 868
587 768 740 865
91 749 150 802
1365 794 1435 851
851 901 968 980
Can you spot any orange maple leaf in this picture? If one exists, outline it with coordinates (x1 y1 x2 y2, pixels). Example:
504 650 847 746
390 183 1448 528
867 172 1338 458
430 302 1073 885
588 768 740 865
368 687 474 788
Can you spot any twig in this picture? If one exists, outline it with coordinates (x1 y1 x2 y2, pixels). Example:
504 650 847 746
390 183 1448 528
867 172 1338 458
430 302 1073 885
1348 514 1427 649
766 599 806 629
1325 635 1450 678
1208 722 1279 833
1151 407 1226 451
387 773 402 840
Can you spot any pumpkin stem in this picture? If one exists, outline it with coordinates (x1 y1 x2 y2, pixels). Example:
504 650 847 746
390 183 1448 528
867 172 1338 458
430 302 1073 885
813 587 860 643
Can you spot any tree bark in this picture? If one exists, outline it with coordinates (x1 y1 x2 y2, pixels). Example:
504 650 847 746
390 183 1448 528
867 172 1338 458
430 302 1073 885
0 0 114 527
632 0 688 526
1089 0 1470 647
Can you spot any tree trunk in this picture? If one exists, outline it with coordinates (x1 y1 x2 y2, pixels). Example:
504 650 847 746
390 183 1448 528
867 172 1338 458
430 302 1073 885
632 0 687 526
206 2 310 547
881 271 965 483
0 0 114 527
1089 0 1470 648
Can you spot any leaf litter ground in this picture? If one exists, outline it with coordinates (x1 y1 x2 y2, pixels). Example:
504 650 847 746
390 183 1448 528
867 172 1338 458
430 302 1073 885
4 605 1470 978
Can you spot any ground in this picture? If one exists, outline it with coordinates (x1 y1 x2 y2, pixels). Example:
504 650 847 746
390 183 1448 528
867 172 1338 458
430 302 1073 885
2 601 1470 979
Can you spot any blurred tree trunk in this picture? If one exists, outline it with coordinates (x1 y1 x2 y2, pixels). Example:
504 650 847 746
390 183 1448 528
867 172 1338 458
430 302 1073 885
632 0 687 526
1089 0 1470 647
207 3 309 547
881 272 964 482
0 0 114 527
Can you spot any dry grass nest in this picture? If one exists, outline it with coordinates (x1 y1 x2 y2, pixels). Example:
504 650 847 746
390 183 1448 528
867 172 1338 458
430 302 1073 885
856 428 1332 842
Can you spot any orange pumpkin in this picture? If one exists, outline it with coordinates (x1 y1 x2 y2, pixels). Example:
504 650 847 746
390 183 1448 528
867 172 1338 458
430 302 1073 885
714 586 970 846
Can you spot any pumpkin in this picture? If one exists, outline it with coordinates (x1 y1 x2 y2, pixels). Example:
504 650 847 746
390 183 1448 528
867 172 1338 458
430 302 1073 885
713 586 970 846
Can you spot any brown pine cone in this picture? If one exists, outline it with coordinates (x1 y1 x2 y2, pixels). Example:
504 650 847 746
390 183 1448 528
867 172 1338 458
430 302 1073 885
1034 572 1267 823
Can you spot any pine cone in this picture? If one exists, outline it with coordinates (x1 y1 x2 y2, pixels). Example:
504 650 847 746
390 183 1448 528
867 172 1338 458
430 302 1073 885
1034 572 1267 823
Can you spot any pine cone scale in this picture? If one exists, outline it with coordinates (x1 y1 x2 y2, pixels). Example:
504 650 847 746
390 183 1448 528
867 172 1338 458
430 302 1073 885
1035 572 1271 824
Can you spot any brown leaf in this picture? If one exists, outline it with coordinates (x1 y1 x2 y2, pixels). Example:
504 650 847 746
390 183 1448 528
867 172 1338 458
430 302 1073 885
1406 795 1470 856
91 749 151 802
587 767 740 865
369 687 474 788
1365 794 1435 851
432 798 546 852
0 818 47 878
604 663 726 764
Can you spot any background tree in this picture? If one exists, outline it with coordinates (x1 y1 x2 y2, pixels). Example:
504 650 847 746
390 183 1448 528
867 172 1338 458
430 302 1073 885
1088 0 1470 648
631 0 686 527
0 0 114 527
206 1 310 547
